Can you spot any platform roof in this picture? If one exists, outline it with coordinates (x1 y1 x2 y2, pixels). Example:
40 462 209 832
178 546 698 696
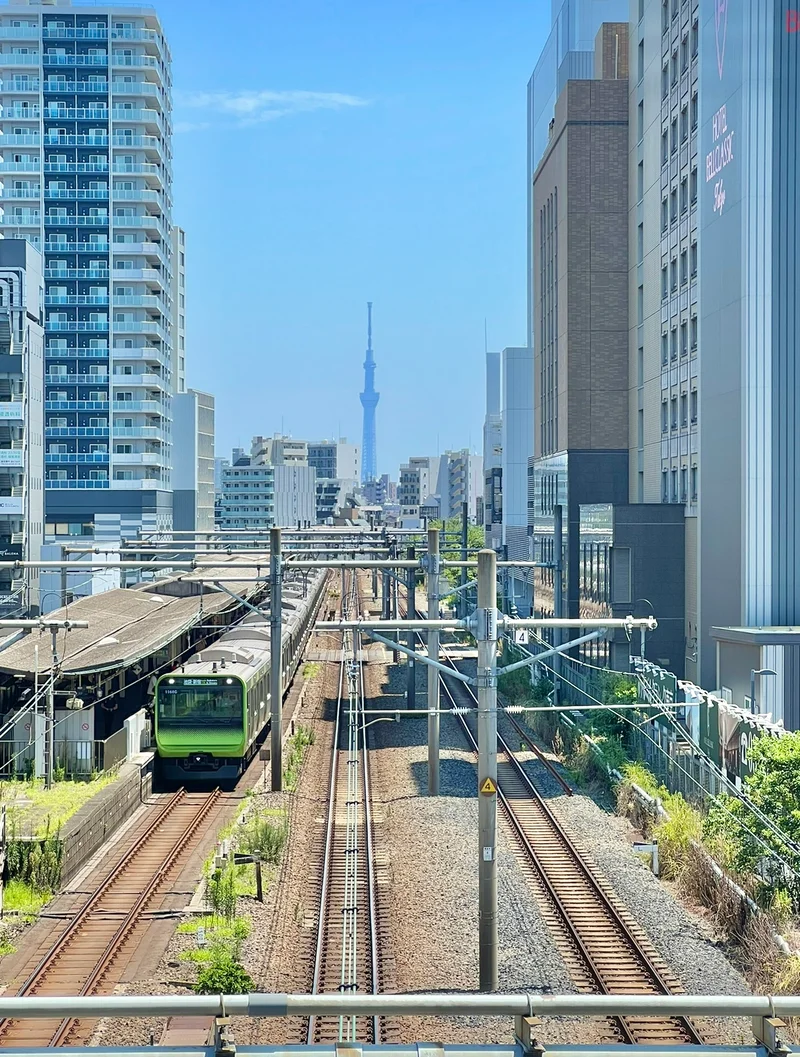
0 557 272 677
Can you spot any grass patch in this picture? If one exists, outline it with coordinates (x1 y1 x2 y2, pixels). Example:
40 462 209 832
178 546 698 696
2 878 51 917
0 772 118 838
283 726 314 792
302 662 321 680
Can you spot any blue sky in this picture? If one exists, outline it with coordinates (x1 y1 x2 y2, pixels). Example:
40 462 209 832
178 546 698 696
160 0 548 477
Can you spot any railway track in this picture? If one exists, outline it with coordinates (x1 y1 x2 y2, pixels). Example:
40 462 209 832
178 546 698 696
438 652 703 1046
306 572 394 1046
0 787 221 1049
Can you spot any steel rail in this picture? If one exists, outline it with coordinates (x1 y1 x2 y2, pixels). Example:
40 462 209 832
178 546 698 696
439 663 703 1046
50 789 222 1047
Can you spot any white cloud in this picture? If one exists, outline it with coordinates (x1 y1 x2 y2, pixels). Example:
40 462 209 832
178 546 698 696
174 89 368 128
174 120 210 134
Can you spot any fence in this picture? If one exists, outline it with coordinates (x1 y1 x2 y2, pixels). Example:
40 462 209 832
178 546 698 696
0 725 130 779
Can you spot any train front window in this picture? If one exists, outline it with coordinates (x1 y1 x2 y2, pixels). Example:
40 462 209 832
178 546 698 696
157 678 243 729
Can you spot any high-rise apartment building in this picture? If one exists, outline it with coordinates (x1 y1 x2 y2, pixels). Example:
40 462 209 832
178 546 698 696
483 351 502 550
0 240 44 615
171 224 184 394
0 2 174 543
218 461 316 531
500 347 533 613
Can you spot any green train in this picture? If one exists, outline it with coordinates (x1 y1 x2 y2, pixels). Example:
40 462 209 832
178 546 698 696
155 571 326 782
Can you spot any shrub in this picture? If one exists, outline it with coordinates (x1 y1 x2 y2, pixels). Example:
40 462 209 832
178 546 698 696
207 858 237 922
238 811 287 865
195 954 254 995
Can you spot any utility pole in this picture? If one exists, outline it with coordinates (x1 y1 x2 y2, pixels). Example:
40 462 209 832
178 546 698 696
476 548 498 992
552 506 563 706
270 527 283 791
406 545 415 709
459 501 469 618
46 628 58 789
427 527 440 795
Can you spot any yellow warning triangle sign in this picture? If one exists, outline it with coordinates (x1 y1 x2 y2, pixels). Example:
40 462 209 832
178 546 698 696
480 777 497 795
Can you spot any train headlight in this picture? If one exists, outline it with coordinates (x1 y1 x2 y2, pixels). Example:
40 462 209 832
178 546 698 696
226 678 233 684
168 678 175 684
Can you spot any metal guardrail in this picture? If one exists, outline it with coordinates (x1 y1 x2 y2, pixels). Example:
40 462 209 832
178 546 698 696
0 990 797 1019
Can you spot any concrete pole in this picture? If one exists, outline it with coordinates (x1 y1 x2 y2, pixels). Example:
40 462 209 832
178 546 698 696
46 628 57 789
476 548 498 992
427 528 440 795
270 527 283 791
552 505 563 706
406 545 415 709
459 501 469 618
372 567 378 601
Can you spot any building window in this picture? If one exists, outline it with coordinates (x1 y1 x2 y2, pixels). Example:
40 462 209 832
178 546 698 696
661 400 668 433
671 118 677 153
637 285 644 326
680 250 688 285
638 40 644 83
690 316 698 350
681 467 688 503
691 94 698 130
637 162 644 203
661 266 668 300
662 130 669 165
680 393 688 427
670 258 677 291
671 468 678 501
671 50 678 86
662 469 669 502
661 197 669 231
690 242 697 276
662 64 669 99
681 322 688 357
691 20 698 57
691 465 698 501
680 178 688 214
637 101 644 141
690 168 698 204
670 188 677 222
670 396 678 430
661 333 668 366
681 108 688 144
690 388 698 423
671 328 678 360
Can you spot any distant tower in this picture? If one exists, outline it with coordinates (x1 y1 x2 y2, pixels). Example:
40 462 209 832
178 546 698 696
360 302 379 483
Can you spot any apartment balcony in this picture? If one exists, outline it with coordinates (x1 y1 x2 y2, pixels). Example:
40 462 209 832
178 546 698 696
112 294 166 310
110 135 163 152
0 134 41 146
43 81 108 93
0 213 40 226
112 162 163 178
45 162 108 175
46 400 109 411
111 107 164 130
0 180 40 195
44 107 107 120
113 425 166 440
112 400 164 413
111 345 168 368
110 81 163 100
109 267 160 281
46 479 109 488
45 267 109 279
47 373 110 385
47 453 109 464
0 160 41 173
46 296 109 307
3 79 41 92
46 189 109 200
43 27 110 40
111 452 161 465
112 372 166 389
46 426 109 437
47 321 109 332
43 54 109 67
43 134 108 147
111 189 166 210
109 477 163 489
4 107 41 119
0 54 40 66
112 323 169 346
110 54 160 71
111 213 168 241
110 241 170 272
44 215 111 226
0 28 40 40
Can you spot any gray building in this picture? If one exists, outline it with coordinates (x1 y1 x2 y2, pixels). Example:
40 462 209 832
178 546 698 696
0 4 176 542
172 388 214 533
500 347 533 614
0 240 44 615
483 351 502 550
218 459 316 531
528 0 629 344
529 22 685 672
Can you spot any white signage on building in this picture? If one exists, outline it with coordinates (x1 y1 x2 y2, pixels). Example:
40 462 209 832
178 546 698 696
0 498 23 515
0 450 23 467
0 404 23 421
